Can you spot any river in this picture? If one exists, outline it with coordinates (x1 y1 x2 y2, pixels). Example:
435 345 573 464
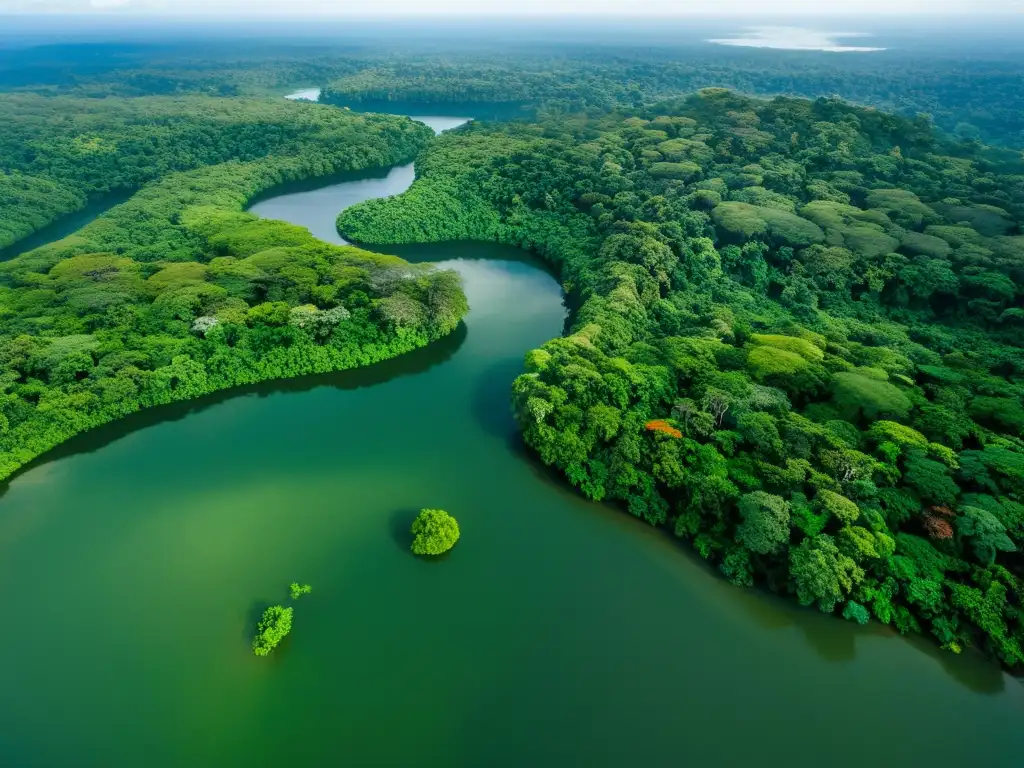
0 114 1021 767
0 190 133 262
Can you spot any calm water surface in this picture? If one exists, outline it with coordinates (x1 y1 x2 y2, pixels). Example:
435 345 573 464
0 116 1021 767
284 87 321 102
249 115 469 243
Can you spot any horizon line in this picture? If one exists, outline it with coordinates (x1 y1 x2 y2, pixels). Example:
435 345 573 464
2 11 1023 18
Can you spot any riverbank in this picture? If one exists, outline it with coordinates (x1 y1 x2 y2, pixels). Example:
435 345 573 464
0 110 467 484
0 190 133 262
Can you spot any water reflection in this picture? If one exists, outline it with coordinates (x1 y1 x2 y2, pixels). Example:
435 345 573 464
665 530 1010 694
470 357 526 442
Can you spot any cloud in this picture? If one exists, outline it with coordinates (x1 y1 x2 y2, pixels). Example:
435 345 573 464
89 0 132 6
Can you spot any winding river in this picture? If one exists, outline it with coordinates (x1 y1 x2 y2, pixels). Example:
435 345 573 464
0 114 1021 767
0 191 133 262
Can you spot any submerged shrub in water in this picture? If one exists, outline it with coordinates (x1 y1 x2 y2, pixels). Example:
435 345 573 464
252 605 293 656
410 509 460 555
289 582 312 600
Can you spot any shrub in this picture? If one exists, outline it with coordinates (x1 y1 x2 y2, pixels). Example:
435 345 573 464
289 583 312 599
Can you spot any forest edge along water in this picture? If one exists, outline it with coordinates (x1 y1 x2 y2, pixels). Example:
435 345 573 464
0 108 1022 767
0 189 133 262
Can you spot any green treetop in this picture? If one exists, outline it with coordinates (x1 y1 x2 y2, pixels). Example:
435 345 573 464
411 509 461 555
289 583 312 600
252 605 293 657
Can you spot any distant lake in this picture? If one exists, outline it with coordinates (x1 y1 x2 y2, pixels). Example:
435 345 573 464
285 87 321 101
709 27 885 52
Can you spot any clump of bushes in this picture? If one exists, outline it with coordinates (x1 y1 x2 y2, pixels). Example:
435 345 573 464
289 582 312 599
252 605 293 657
411 509 460 555
253 581 313 656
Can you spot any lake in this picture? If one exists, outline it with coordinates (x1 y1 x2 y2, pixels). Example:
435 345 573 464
0 115 1021 767
284 87 322 101
709 27 885 52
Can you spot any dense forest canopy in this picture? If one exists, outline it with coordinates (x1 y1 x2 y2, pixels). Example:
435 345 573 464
2 28 1023 146
0 94 426 250
0 102 467 480
319 48 1024 148
338 89 1024 668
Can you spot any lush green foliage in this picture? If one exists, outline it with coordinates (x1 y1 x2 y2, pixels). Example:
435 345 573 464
341 89 1024 668
252 605 293 656
289 583 313 599
5 34 1024 145
0 95 432 250
0 171 87 251
0 104 468 481
410 508 461 556
318 47 1024 147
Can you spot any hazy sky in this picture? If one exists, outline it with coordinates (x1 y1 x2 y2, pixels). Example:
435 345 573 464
1 0 1022 14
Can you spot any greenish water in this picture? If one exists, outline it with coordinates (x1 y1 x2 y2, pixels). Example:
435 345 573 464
1 117 1022 767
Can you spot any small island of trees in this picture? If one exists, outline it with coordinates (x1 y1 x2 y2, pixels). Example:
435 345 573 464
253 581 312 656
410 509 460 555
252 605 293 657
